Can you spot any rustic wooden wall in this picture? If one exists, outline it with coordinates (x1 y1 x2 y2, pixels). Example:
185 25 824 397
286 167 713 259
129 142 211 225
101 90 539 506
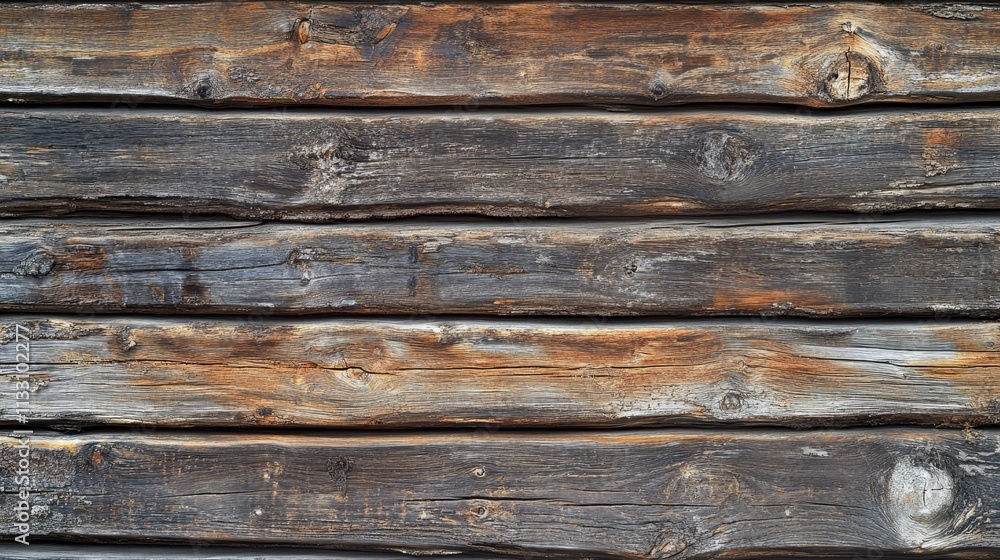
2 1 1000 558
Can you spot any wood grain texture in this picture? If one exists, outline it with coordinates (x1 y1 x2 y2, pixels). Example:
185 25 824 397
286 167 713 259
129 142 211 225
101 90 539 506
3 316 1000 429
0 548 974 560
2 108 1000 220
3 429 1000 558
3 216 1000 317
0 548 978 560
2 3 1000 107
0 545 442 560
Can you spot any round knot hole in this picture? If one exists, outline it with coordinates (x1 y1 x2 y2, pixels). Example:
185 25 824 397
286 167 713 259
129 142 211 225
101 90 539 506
649 81 668 100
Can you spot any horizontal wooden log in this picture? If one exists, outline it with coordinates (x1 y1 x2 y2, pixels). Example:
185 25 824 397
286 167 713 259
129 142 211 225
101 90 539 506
0 545 438 560
0 548 974 560
0 546 975 560
2 316 1000 428
2 108 1000 220
3 216 1000 317
2 429 1000 558
2 3 1000 107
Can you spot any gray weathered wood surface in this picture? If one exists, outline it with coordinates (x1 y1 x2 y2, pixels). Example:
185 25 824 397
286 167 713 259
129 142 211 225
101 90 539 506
0 546 980 560
4 1 1000 557
2 429 999 558
2 316 999 428
0 547 976 560
0 545 446 560
2 108 999 220
3 216 1000 316
2 3 1000 107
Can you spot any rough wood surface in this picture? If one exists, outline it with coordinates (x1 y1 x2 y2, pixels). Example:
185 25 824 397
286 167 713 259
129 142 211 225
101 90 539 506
0 548 974 560
2 316 1000 429
2 108 1000 220
0 547 977 560
3 216 1000 317
3 429 1000 558
2 3 1000 107
0 545 438 560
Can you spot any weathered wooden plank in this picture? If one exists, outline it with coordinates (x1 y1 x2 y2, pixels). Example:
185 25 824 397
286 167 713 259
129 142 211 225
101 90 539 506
2 429 1000 558
2 216 1000 317
0 548 973 560
2 3 999 107
2 108 999 220
0 545 440 560
0 547 975 560
2 316 999 429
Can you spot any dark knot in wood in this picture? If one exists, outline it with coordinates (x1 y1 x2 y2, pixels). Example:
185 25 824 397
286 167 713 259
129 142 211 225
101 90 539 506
720 392 743 412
